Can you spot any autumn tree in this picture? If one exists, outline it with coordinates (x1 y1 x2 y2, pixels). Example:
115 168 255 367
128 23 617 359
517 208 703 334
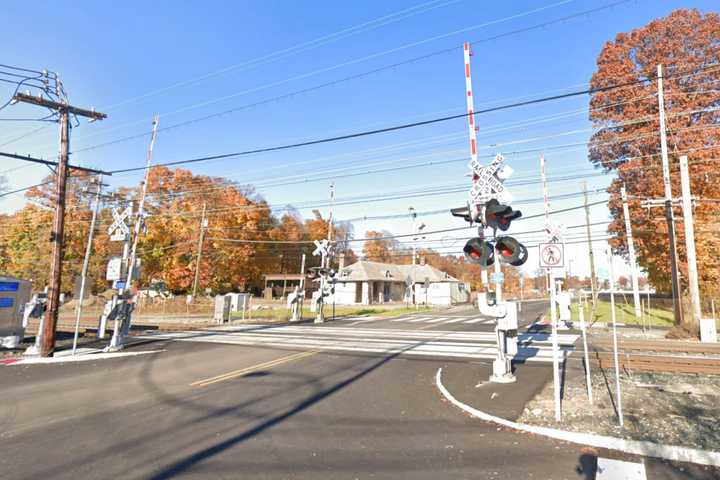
139 166 280 293
362 230 409 263
0 173 113 293
588 9 720 307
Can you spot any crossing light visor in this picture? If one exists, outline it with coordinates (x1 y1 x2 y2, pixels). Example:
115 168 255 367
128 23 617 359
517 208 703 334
463 237 494 266
494 236 528 266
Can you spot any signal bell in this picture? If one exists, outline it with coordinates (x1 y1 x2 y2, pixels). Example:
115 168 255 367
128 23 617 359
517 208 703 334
495 236 528 266
463 237 494 267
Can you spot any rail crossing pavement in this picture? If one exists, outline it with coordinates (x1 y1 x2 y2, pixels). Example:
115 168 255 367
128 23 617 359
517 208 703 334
140 325 578 363
335 314 498 325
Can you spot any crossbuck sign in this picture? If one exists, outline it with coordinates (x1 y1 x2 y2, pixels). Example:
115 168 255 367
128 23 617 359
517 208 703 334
468 154 513 204
108 206 131 242
313 239 330 258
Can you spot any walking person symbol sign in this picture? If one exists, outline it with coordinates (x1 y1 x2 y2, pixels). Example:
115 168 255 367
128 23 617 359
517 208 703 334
539 243 564 269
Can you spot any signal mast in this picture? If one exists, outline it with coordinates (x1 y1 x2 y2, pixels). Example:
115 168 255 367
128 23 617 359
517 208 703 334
450 43 528 383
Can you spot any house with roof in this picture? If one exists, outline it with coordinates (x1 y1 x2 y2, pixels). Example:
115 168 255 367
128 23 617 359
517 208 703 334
331 260 469 306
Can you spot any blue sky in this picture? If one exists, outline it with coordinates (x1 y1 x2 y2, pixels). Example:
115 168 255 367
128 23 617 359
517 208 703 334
1 0 716 279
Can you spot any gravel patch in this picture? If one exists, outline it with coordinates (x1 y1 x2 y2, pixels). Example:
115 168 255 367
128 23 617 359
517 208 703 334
518 365 720 451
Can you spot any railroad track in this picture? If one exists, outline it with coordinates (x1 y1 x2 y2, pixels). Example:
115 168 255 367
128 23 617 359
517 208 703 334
590 338 720 355
591 351 720 375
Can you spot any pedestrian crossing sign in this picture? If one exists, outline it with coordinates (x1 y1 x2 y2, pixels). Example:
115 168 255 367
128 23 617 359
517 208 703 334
539 242 564 268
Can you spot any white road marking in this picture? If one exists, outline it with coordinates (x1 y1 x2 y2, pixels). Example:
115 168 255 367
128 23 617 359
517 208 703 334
408 316 432 323
464 317 489 324
140 326 577 363
443 317 468 324
426 317 451 323
10 350 164 365
596 458 647 479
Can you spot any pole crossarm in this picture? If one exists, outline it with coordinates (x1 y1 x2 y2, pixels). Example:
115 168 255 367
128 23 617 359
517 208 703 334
11 92 107 120
0 151 111 175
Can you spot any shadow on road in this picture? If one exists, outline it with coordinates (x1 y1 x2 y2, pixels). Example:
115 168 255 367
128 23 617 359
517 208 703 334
145 341 422 480
576 453 597 479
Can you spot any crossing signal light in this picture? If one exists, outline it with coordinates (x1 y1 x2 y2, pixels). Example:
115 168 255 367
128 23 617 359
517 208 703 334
495 236 528 266
306 267 335 280
463 237 494 266
484 199 521 231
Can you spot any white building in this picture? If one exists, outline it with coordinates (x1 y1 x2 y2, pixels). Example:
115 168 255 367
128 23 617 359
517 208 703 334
331 261 469 306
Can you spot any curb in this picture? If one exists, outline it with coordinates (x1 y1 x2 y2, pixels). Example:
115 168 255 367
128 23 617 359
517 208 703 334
435 367 720 467
6 349 164 365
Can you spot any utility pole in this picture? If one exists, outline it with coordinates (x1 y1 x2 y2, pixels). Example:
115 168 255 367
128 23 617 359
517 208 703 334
409 207 418 308
583 182 598 315
607 247 624 427
679 156 702 325
108 116 159 350
541 153 562 422
657 64 684 326
315 184 335 323
621 185 642 320
191 202 208 300
72 176 105 354
11 92 106 357
295 253 306 322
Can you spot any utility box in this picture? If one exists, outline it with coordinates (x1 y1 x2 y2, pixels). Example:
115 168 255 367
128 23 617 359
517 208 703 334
0 276 31 348
213 295 231 323
700 318 718 343
225 293 250 312
497 301 518 331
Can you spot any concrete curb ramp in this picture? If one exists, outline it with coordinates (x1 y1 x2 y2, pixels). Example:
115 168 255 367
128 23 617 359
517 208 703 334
4 350 164 365
435 367 720 467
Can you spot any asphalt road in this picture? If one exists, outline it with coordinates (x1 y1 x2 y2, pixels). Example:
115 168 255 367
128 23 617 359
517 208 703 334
0 300 715 479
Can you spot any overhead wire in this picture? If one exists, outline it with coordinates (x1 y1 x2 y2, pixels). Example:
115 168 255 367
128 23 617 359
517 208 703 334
34 0 632 157
104 63 720 175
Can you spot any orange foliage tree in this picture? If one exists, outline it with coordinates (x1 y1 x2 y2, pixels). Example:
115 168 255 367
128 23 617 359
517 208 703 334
588 9 720 302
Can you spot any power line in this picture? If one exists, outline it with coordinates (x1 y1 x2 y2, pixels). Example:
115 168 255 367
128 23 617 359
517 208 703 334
107 64 720 174
54 0 631 156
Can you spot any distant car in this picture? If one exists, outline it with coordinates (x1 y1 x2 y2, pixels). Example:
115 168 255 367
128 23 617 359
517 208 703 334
138 279 171 300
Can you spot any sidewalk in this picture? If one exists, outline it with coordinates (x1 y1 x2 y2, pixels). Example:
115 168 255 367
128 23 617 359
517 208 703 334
439 359 553 421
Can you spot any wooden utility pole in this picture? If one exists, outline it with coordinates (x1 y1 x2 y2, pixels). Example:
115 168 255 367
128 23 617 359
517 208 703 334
192 202 208 300
10 93 106 357
657 64 684 325
583 182 598 315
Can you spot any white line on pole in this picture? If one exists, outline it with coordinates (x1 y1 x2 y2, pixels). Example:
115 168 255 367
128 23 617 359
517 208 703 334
608 246 624 427
72 176 103 355
679 155 702 325
621 185 642 320
549 268 561 422
579 305 593 405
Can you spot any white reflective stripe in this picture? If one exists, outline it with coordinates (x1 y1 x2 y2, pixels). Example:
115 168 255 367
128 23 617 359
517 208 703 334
408 316 431 323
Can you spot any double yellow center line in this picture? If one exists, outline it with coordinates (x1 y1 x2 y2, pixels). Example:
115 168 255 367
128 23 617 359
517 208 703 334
191 350 317 387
